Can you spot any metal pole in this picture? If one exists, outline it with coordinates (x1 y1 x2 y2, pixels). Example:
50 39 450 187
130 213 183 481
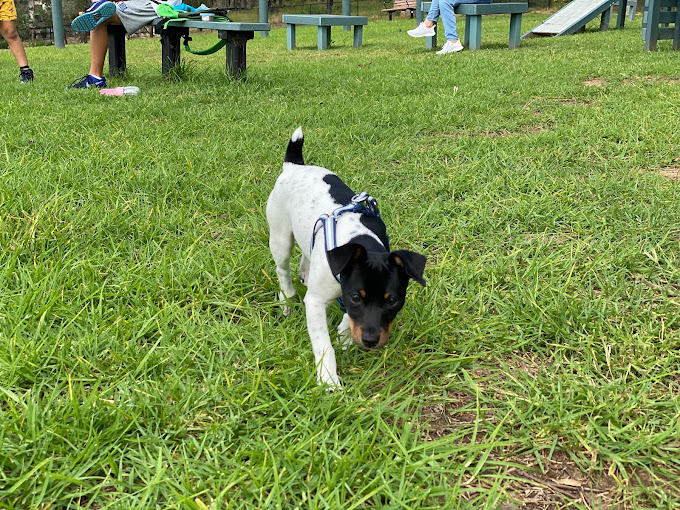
259 0 268 37
342 0 350 30
51 0 65 48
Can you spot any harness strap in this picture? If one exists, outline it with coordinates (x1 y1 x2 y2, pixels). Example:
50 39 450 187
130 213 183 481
311 192 381 282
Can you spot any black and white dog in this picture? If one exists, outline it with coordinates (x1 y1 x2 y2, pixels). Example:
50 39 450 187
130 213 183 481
267 127 426 389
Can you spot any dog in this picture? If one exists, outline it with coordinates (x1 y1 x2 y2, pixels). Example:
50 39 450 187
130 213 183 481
266 127 426 389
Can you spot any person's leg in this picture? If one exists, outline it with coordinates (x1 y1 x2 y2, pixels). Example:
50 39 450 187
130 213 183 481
441 0 490 41
0 20 28 67
439 0 460 42
66 15 123 88
68 0 155 87
424 0 440 27
88 15 121 77
408 0 439 36
436 0 469 53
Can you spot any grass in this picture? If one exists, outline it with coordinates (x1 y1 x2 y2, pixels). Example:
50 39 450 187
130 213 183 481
1 10 680 509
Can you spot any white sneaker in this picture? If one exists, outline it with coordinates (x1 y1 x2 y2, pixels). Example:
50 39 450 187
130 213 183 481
407 22 436 38
436 40 464 54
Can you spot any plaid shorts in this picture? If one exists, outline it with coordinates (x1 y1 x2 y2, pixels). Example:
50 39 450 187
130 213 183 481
0 0 17 21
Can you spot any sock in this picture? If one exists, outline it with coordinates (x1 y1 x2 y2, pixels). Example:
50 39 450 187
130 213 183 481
20 65 31 71
89 74 102 79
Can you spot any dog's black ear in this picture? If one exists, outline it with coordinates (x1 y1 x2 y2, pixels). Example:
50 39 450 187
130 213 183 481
389 251 427 286
327 243 366 279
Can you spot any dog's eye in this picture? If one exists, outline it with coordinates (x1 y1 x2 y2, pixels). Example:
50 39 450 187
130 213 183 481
386 296 399 308
349 293 362 304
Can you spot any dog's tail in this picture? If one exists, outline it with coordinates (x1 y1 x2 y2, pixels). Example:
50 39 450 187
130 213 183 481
284 127 304 166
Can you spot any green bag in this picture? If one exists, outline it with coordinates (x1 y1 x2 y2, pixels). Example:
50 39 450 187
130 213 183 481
156 4 231 54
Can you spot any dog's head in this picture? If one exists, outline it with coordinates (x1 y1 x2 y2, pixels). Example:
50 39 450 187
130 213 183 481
327 243 426 350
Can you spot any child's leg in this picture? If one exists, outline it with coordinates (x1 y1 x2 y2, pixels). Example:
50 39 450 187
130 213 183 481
0 20 29 67
88 15 121 77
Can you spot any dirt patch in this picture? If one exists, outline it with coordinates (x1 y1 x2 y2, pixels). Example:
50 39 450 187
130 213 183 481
419 353 544 441
657 167 680 180
583 78 605 87
507 453 680 509
412 355 679 508
420 389 478 440
505 451 621 509
505 352 543 377
411 356 680 508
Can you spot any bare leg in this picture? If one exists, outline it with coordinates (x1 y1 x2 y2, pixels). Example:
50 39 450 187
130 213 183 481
0 21 29 68
88 15 122 77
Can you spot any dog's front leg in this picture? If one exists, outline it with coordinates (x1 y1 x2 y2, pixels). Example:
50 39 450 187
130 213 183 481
304 292 341 389
337 313 353 350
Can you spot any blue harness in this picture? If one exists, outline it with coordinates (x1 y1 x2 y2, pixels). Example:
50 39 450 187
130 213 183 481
311 192 381 283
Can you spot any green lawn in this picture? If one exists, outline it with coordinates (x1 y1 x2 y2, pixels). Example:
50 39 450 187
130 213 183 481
1 11 680 509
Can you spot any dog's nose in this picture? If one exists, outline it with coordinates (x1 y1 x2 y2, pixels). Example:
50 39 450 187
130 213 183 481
362 334 380 349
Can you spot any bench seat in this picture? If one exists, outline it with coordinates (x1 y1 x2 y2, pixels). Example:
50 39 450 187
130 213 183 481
281 14 368 50
382 0 416 20
420 1 527 50
107 18 271 80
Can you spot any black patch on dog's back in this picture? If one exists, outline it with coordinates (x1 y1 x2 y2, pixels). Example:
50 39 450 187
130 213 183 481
324 175 390 249
324 174 355 206
359 218 390 250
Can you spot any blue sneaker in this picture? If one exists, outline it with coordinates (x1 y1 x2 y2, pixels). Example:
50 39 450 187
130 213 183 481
71 0 116 32
66 74 107 90
19 68 34 83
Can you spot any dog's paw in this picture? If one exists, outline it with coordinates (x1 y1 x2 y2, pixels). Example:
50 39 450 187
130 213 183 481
318 374 343 391
278 292 294 316
316 361 342 389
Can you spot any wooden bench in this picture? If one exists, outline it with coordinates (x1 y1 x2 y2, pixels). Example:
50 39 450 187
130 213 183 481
107 18 271 80
281 14 368 50
420 2 527 50
382 0 416 20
